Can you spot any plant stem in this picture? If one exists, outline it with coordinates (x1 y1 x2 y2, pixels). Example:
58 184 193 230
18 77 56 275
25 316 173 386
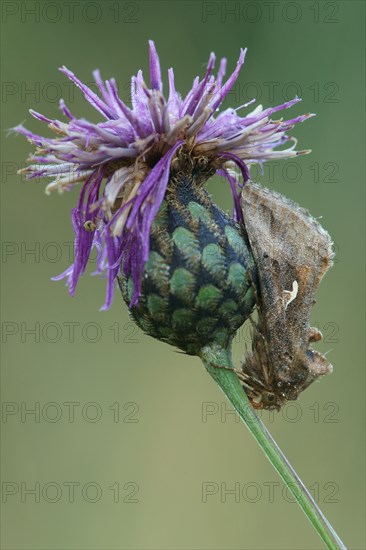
200 344 346 550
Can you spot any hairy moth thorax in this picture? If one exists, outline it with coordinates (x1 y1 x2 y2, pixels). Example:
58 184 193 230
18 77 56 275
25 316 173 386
239 183 334 411
119 155 257 356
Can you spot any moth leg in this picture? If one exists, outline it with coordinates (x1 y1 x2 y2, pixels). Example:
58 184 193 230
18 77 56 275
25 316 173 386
246 270 261 305
247 313 258 331
208 364 243 376
205 364 254 391
309 326 323 343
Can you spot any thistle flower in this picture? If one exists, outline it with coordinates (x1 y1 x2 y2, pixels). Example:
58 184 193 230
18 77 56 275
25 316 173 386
15 45 346 547
16 41 313 311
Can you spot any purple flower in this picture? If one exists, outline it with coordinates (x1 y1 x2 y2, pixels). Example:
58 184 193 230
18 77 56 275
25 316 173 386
15 41 314 309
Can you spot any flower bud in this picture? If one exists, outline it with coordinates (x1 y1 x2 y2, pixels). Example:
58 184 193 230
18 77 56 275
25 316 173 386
119 162 257 355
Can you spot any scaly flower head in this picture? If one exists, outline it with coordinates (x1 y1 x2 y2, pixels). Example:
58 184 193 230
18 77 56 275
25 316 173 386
15 41 314 309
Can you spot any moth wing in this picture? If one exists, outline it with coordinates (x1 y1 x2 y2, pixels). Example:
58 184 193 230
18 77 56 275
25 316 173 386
241 183 333 352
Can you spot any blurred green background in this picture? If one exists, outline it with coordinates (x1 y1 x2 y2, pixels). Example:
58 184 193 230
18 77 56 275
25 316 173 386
1 1 365 548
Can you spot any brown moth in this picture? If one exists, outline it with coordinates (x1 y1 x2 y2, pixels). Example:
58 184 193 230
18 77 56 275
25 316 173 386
239 183 334 411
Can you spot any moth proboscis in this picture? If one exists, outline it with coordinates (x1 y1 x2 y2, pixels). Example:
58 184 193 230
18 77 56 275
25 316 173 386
239 183 334 411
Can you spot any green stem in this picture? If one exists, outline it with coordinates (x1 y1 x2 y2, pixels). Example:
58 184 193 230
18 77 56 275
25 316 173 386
200 344 346 550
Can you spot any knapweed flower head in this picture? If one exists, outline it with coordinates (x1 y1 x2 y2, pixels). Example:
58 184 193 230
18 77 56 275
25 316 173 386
16 41 314 309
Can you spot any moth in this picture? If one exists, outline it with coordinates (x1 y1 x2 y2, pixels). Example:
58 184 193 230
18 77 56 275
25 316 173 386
238 183 334 411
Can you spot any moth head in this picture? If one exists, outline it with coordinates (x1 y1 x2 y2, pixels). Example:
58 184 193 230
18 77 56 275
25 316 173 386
250 390 284 411
239 350 290 411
